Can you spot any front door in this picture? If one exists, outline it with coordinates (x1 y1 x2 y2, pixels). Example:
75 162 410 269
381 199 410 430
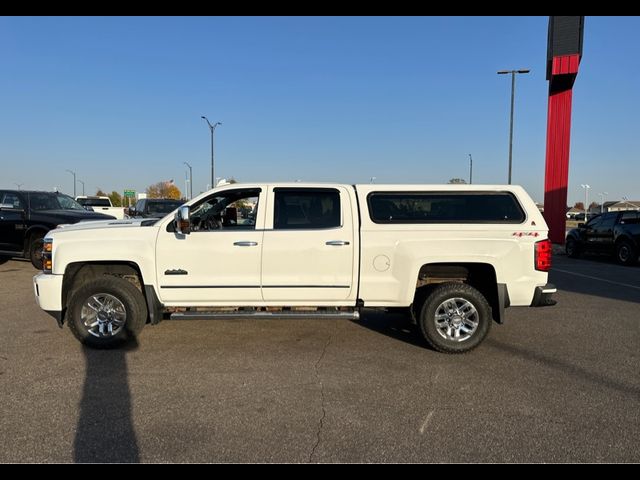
155 187 265 304
261 187 357 303
0 191 26 252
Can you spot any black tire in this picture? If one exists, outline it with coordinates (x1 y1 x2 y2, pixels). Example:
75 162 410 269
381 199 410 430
29 232 45 269
565 237 580 258
418 282 491 354
67 276 147 349
616 240 638 266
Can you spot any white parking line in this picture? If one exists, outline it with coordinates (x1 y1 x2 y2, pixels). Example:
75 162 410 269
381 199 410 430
553 268 640 291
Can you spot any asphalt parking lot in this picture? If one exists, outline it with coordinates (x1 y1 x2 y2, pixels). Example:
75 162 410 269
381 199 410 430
1 254 639 463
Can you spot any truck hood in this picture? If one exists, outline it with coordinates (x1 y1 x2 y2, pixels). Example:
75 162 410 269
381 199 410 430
52 218 157 234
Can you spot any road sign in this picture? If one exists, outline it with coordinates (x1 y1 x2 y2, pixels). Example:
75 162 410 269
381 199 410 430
124 189 136 198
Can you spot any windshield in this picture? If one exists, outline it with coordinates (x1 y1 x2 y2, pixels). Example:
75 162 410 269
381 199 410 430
77 198 111 207
147 200 182 215
30 192 86 211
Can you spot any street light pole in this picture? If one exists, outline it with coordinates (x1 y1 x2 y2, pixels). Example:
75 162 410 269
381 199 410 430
598 192 608 214
65 169 76 197
77 180 85 196
468 154 473 184
581 184 590 220
201 116 222 190
497 69 530 184
14 182 23 190
183 162 193 200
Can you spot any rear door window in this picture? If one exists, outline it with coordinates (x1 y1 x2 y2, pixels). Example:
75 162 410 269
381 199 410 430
273 188 341 230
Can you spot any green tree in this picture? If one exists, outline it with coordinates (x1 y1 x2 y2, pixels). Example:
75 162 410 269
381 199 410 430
574 202 584 210
96 189 107 196
108 191 122 207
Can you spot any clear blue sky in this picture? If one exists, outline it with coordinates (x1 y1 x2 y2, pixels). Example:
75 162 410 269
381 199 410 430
1 16 638 205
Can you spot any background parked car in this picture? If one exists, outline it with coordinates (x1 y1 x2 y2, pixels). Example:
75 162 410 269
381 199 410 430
566 210 640 265
126 198 184 219
75 195 126 219
0 190 115 268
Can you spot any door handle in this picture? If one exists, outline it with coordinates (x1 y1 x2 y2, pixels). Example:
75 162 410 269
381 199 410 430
234 241 258 247
326 240 350 246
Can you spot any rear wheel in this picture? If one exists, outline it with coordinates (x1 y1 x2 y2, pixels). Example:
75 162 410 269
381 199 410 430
418 282 491 354
29 232 45 269
616 240 638 266
67 276 147 348
565 237 580 258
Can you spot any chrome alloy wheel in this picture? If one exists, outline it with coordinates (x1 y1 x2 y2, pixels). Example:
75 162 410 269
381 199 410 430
434 297 479 342
80 293 127 338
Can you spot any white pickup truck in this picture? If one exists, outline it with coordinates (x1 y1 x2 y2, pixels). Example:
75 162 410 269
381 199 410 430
75 196 126 220
34 183 555 353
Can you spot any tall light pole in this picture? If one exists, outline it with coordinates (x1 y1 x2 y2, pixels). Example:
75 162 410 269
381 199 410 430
14 182 23 190
581 184 590 220
66 169 76 197
598 192 608 214
183 161 193 200
468 154 473 184
77 180 85 196
201 116 222 190
497 69 530 184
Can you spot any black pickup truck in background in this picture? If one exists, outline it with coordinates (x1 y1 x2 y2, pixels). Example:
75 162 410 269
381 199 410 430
0 190 115 269
566 210 640 265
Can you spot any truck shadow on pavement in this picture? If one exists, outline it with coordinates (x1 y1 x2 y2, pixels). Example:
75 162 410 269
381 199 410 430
74 336 140 463
356 310 431 350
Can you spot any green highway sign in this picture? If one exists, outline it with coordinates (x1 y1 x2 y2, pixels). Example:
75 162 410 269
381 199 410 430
124 189 136 198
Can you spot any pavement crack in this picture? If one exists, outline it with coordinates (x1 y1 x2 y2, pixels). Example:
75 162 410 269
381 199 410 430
308 325 334 463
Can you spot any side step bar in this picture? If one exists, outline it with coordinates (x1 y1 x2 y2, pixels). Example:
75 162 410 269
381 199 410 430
170 310 360 321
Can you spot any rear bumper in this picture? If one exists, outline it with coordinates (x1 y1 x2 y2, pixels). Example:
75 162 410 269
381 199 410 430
530 283 557 307
33 273 64 326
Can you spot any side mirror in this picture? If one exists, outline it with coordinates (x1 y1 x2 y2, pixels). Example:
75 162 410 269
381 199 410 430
175 205 191 235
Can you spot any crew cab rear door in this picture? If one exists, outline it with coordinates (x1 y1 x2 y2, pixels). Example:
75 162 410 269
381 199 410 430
261 186 358 302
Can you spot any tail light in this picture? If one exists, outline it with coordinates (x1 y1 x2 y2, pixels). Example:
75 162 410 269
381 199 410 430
535 239 552 272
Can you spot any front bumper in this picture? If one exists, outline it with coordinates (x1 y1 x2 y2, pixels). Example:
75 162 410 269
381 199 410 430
530 283 557 307
33 273 64 326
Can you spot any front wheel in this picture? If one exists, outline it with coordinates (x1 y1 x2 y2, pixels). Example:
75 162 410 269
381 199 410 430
67 276 148 348
29 232 45 269
418 283 491 354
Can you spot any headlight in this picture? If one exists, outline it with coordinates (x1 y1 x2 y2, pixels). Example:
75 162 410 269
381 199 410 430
42 239 53 273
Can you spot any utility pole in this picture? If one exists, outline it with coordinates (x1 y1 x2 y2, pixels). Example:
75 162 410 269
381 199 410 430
497 69 530 184
468 154 473 184
598 192 608 214
184 162 193 199
65 169 77 197
201 116 222 189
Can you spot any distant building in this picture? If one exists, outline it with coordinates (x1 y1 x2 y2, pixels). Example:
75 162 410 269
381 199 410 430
607 200 640 212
